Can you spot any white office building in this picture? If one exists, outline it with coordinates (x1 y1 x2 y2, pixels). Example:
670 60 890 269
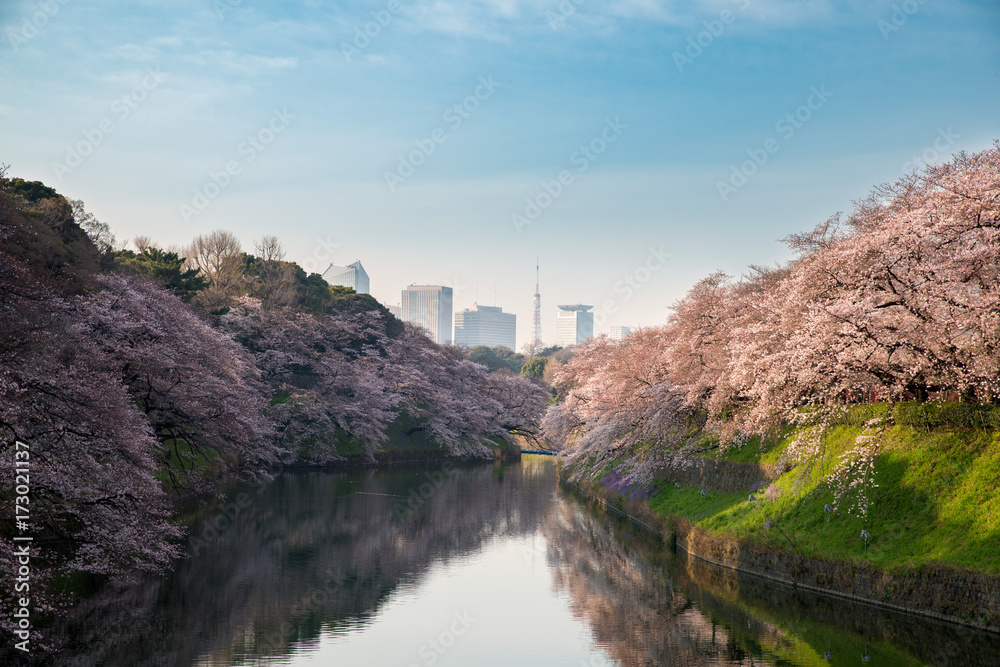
454 305 516 350
556 305 594 347
322 260 370 294
609 325 632 341
402 285 453 345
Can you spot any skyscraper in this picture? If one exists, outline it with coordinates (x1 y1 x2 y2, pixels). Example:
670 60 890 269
454 305 516 350
556 305 594 347
322 260 370 294
609 325 632 341
402 285 453 345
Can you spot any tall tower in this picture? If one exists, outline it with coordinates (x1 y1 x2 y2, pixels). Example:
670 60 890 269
531 258 542 353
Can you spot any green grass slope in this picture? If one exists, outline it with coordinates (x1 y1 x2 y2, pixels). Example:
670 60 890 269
644 405 1000 575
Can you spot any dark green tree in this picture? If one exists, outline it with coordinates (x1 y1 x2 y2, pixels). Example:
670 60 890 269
294 268 335 313
468 346 527 373
0 176 101 290
114 247 207 302
521 357 547 379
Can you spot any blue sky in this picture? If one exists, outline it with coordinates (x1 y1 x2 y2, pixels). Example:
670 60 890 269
2 0 998 348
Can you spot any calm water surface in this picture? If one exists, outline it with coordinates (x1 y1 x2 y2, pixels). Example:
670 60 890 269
55 455 999 666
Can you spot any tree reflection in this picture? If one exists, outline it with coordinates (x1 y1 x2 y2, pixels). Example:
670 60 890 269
50 459 555 666
543 494 762 666
545 487 1000 667
44 459 1000 667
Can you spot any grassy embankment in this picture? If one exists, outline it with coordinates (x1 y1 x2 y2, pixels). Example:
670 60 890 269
633 403 1000 575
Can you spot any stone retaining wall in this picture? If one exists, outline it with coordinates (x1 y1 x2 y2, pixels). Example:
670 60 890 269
676 522 1000 632
564 476 1000 634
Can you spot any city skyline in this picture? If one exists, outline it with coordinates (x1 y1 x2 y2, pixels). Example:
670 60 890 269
328 257 630 347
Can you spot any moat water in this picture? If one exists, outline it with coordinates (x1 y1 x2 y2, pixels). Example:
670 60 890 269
52 455 1000 666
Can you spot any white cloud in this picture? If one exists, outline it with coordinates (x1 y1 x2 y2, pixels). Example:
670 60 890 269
184 51 300 74
112 43 160 62
392 0 842 44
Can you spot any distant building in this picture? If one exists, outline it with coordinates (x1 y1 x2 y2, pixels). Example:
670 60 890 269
609 325 632 341
386 304 402 319
322 261 370 294
402 285 453 345
556 304 594 347
454 305 516 350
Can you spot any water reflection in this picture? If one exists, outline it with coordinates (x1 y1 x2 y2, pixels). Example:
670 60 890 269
544 496 758 666
53 459 555 666
48 457 1000 666
553 485 1000 667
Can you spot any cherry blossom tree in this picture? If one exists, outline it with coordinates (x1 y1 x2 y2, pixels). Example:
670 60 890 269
663 271 735 412
76 274 277 492
219 304 547 461
544 142 1000 501
0 231 181 639
793 148 1000 402
384 327 500 455
482 371 548 442
542 331 688 482
729 143 1000 428
383 325 547 455
221 298 401 461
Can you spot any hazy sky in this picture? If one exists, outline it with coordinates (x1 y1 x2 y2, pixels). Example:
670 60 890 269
2 0 998 348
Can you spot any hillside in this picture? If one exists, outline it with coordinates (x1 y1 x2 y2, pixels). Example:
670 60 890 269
563 403 1000 629
637 404 1000 575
